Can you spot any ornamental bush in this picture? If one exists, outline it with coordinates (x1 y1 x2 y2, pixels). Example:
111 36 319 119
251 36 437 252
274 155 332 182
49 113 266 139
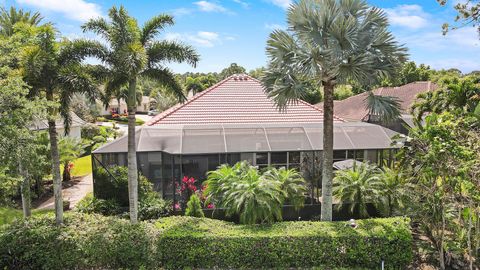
0 214 412 269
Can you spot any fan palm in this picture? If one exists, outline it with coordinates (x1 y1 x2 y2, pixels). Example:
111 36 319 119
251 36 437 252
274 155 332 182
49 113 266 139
333 163 383 218
261 0 407 221
0 7 43 36
20 24 100 224
82 6 199 223
364 91 402 123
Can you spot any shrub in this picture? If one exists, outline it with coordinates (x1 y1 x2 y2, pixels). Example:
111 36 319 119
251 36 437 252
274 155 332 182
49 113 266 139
185 194 204 217
138 193 172 220
0 213 412 269
204 162 307 224
76 193 121 216
81 123 101 140
93 166 152 207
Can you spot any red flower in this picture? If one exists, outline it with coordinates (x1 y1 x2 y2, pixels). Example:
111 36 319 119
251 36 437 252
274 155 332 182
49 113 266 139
207 203 215 209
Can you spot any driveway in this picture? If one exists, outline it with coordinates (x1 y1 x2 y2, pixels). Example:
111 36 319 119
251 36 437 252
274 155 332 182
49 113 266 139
37 174 93 210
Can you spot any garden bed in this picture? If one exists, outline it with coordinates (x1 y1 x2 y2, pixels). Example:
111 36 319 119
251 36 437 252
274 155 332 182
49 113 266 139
0 213 412 269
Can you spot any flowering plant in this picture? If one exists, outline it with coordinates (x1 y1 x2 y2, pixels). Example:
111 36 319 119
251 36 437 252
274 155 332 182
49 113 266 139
175 176 214 210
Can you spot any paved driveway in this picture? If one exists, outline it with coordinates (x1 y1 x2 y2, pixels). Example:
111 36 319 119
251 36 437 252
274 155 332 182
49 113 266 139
37 174 93 210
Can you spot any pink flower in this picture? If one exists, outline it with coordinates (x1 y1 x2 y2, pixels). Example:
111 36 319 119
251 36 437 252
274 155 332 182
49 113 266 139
207 203 215 209
174 203 180 210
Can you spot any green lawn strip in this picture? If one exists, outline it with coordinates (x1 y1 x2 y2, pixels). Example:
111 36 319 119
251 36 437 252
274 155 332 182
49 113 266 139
60 155 92 178
0 207 53 226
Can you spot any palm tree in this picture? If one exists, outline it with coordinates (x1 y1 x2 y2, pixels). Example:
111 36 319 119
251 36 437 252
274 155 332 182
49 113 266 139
333 163 383 218
20 24 100 224
59 137 84 181
364 92 402 124
261 0 407 221
379 167 408 216
82 6 199 223
0 7 43 36
263 167 307 210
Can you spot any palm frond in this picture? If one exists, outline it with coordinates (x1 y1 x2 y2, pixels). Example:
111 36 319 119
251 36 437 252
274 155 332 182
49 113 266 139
141 14 174 45
147 40 199 67
364 91 402 123
142 67 185 102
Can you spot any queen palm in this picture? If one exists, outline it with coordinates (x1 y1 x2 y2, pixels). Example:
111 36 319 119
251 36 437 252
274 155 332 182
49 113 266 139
0 7 43 36
262 0 407 221
21 24 100 224
82 6 199 223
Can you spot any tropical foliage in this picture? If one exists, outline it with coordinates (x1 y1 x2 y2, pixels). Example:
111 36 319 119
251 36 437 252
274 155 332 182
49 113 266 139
204 162 307 224
364 91 402 124
261 0 406 221
185 194 205 218
82 6 199 223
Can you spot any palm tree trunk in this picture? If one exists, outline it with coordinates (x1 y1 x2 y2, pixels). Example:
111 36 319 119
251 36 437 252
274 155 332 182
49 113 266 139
19 162 31 218
47 90 63 225
321 80 335 221
127 78 138 223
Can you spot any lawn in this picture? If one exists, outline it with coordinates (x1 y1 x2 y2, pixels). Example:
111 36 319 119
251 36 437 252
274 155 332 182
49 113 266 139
0 207 53 226
61 155 92 178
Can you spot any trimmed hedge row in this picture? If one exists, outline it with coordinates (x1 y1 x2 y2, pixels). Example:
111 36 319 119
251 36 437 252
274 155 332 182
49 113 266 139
0 213 412 269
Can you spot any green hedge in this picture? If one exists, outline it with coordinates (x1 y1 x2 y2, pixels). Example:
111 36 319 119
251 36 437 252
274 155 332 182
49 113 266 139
0 214 412 269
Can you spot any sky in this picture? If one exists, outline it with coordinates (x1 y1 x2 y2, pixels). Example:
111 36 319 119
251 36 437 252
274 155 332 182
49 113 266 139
3 0 480 73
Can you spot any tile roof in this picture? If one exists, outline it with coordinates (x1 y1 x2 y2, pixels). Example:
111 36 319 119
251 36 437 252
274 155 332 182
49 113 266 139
316 81 438 122
147 74 344 126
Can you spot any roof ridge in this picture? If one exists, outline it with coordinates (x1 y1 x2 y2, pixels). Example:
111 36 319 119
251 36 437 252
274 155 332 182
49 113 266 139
146 75 237 126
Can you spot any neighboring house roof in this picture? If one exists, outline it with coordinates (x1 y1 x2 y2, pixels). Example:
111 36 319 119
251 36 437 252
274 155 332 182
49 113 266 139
31 111 86 131
147 74 344 126
316 81 437 122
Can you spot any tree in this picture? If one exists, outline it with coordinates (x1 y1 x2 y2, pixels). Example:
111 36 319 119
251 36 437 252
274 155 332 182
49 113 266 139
333 163 383 218
364 92 402 124
381 61 432 86
0 7 43 37
411 76 480 122
20 24 100 225
379 167 408 217
59 137 84 182
83 6 199 223
0 68 45 217
220 63 246 78
263 167 307 210
438 0 480 35
261 0 406 221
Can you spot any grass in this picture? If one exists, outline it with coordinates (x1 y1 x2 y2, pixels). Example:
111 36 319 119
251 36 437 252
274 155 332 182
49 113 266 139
0 207 53 226
61 155 92 178
70 155 92 177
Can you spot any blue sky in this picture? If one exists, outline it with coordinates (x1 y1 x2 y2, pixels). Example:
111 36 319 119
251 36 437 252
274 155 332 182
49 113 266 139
3 0 480 73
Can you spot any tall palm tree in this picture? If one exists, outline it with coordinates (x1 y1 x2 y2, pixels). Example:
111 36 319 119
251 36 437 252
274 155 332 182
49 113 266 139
82 6 199 223
364 92 402 124
20 24 100 224
0 7 43 36
333 163 383 218
261 0 407 221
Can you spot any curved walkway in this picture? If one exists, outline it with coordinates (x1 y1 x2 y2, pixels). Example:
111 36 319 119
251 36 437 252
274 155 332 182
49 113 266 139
37 174 93 210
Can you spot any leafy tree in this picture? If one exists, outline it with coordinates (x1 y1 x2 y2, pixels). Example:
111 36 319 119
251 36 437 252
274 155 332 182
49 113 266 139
0 67 45 216
83 6 199 223
0 7 43 37
184 74 217 94
364 92 402 124
220 63 246 79
381 61 432 86
248 67 265 79
59 137 84 182
400 113 480 269
185 194 205 217
20 24 100 224
149 87 178 112
333 163 383 218
412 76 480 122
438 0 480 35
261 0 406 221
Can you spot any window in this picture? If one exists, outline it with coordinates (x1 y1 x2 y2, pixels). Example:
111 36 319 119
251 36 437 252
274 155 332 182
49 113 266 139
271 152 287 165
333 150 346 161
256 153 268 166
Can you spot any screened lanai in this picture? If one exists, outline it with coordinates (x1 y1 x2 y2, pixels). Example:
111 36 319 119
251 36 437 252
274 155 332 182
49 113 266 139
93 122 400 203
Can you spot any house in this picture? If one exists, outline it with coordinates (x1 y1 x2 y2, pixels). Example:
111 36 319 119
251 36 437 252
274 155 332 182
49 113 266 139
99 96 153 115
93 74 400 203
316 81 438 134
31 111 86 139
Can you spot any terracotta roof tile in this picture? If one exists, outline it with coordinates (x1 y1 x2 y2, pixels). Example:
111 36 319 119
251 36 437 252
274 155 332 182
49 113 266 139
147 74 344 126
316 81 438 122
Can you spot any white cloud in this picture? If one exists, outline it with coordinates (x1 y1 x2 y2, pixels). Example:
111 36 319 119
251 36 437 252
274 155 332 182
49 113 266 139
194 1 229 13
266 0 292 9
428 58 480 72
265 23 286 30
399 27 480 51
171 8 193 17
233 0 249 9
384 4 428 29
165 31 224 48
16 0 102 22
